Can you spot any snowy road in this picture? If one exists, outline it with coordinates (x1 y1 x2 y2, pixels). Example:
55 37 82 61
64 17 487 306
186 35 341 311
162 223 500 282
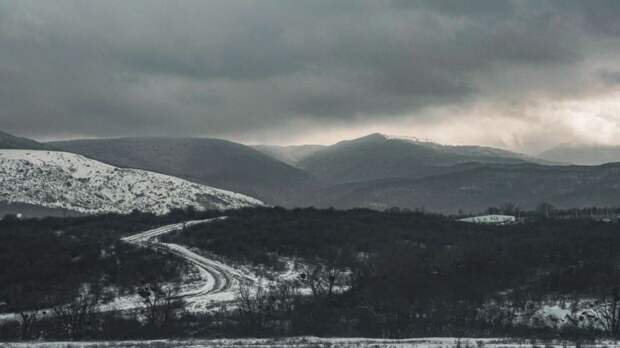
121 216 256 312
121 216 228 243
1 217 252 322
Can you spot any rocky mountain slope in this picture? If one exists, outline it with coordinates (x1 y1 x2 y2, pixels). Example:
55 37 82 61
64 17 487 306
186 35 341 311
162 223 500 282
0 150 263 215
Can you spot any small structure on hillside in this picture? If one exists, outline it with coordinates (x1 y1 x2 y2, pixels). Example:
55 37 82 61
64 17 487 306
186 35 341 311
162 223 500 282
458 214 516 225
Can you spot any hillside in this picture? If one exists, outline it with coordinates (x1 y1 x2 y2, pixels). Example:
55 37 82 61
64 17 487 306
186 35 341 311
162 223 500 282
298 133 548 184
0 130 50 150
311 162 620 212
540 143 620 165
0 150 262 215
49 137 316 205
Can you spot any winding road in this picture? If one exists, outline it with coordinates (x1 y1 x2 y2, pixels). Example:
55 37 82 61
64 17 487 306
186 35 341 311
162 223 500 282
121 216 257 312
0 217 255 322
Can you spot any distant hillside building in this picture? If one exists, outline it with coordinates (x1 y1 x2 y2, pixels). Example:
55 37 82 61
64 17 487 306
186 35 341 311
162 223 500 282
458 214 516 225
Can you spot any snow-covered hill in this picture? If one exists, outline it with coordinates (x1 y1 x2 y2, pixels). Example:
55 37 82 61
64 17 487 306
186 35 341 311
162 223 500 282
0 150 263 215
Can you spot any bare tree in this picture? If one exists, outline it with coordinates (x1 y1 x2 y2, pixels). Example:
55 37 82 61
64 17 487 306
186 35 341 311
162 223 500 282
592 286 620 338
16 311 38 341
298 250 350 299
537 202 556 218
499 202 520 217
3 284 42 340
137 281 183 328
51 283 111 339
237 281 270 334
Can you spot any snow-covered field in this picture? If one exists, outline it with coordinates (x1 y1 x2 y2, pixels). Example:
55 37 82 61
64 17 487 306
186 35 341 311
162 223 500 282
0 150 263 215
1 337 617 347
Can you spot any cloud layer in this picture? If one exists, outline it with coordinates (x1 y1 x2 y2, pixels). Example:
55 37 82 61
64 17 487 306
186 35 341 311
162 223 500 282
1 0 620 152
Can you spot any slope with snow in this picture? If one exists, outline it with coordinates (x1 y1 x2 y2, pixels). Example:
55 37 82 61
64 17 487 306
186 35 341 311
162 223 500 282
0 150 263 215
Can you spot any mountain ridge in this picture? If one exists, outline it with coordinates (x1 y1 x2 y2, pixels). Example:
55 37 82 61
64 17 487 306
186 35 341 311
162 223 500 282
297 132 552 184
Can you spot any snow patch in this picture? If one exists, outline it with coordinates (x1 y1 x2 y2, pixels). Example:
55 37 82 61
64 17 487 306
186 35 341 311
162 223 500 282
0 150 263 215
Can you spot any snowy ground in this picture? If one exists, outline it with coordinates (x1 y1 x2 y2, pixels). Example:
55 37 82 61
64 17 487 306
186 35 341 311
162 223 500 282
1 337 618 347
0 150 263 215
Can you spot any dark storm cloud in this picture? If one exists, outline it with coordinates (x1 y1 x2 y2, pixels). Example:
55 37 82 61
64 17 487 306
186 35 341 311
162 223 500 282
0 0 619 144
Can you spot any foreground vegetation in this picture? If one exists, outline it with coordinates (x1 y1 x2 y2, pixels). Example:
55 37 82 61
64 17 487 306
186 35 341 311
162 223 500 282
0 209 220 340
2 206 620 342
164 207 620 339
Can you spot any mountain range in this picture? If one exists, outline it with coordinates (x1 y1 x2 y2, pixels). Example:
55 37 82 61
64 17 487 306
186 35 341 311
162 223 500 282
2 130 620 215
295 133 552 184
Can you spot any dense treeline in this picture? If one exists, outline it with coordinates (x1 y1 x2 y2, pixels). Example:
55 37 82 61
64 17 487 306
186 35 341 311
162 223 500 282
163 207 620 339
2 207 620 341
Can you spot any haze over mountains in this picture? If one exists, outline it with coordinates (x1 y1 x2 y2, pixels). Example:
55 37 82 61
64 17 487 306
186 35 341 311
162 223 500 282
2 129 620 214
540 144 620 166
252 144 325 166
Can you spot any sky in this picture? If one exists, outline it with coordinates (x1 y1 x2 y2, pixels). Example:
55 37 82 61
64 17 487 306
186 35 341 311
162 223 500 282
1 0 620 154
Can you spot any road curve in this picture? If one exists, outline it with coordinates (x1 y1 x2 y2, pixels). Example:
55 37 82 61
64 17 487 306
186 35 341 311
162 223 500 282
1 217 248 322
122 216 256 312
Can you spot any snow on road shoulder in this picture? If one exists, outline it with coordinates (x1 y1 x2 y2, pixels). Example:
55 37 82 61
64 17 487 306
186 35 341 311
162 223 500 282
120 217 259 312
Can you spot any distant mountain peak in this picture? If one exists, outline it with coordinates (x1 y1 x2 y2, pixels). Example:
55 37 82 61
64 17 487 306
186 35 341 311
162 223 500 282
345 132 439 146
378 133 437 144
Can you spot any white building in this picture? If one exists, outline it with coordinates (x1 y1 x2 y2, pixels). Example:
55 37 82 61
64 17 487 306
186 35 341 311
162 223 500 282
458 214 516 225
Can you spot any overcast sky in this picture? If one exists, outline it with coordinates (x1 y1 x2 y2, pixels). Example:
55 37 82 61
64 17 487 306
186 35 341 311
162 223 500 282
1 0 620 153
